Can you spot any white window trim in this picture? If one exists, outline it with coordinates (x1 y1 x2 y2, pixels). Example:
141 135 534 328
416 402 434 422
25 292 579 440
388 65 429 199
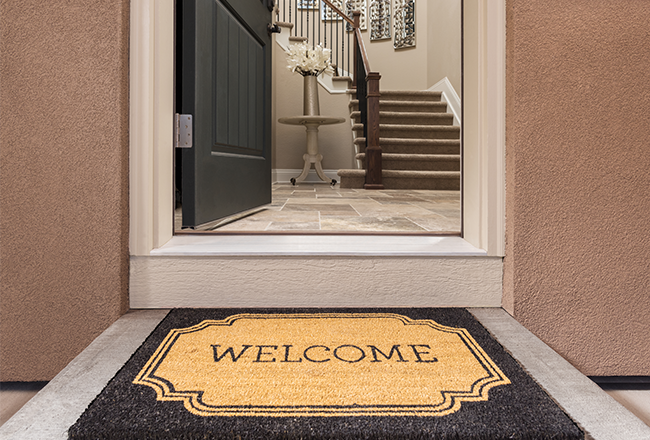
129 0 505 258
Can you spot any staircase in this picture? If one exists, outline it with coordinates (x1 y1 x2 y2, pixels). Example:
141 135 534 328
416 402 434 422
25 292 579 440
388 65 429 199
338 90 461 190
274 1 461 190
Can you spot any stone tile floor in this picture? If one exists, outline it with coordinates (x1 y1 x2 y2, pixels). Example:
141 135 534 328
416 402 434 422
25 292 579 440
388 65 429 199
176 183 461 233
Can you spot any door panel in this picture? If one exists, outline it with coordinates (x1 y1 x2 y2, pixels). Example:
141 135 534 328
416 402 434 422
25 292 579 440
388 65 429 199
179 0 272 228
213 2 264 154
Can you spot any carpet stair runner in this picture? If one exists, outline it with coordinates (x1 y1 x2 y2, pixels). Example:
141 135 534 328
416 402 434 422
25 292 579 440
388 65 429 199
338 90 461 190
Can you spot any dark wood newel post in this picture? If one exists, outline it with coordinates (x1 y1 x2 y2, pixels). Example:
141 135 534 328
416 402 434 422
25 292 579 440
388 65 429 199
364 72 383 189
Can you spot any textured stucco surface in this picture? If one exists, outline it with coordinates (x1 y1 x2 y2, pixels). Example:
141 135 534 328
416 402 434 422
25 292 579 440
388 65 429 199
504 1 650 375
0 0 130 380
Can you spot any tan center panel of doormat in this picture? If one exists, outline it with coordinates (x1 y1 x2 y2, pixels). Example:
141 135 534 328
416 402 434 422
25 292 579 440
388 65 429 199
134 313 510 417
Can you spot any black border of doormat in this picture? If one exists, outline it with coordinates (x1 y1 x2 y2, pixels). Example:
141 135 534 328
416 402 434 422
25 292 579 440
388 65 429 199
69 308 583 440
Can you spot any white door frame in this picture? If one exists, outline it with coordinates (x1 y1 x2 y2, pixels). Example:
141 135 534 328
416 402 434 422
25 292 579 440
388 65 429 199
127 0 506 308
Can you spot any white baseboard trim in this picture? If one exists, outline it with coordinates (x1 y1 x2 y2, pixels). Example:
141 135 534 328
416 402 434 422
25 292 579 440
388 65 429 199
273 168 340 184
428 77 462 127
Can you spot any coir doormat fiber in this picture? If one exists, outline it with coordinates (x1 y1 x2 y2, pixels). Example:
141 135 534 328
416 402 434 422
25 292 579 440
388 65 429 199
69 308 583 439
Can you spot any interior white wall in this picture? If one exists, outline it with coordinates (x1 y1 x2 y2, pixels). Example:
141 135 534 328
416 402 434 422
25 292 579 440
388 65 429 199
361 0 429 91
427 0 462 93
272 41 355 172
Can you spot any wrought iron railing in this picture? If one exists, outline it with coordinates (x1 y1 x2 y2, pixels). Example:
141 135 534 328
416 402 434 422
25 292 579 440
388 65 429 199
277 0 383 188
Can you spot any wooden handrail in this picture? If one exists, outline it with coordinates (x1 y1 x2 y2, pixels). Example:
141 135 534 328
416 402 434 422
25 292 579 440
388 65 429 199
321 0 354 25
354 28 371 76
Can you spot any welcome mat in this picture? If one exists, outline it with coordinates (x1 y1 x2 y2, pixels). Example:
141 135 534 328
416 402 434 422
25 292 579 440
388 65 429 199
69 308 583 439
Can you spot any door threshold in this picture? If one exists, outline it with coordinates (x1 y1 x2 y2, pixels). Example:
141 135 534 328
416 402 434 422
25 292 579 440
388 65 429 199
151 234 484 257
175 230 462 236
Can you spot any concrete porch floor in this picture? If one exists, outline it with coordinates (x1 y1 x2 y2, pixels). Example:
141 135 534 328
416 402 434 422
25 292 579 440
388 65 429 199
1 309 649 439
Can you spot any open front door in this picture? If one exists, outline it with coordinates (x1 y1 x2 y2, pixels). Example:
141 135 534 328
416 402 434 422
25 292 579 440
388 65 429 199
178 0 272 228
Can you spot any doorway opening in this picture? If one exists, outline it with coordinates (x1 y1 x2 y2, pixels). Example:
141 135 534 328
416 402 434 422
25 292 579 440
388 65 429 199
174 0 462 235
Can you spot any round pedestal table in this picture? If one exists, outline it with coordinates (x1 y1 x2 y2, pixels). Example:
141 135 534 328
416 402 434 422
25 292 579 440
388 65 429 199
278 115 345 185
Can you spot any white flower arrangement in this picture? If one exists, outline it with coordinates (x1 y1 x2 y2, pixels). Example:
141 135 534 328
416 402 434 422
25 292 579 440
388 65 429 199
286 42 333 76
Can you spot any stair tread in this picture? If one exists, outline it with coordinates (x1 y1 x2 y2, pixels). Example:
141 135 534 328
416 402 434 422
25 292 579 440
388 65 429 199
354 138 460 145
350 111 454 118
349 99 447 108
379 91 443 101
381 90 442 95
353 123 460 131
384 170 460 178
380 111 452 117
356 153 459 161
337 169 366 176
379 124 459 130
338 169 460 178
347 94 443 102
275 22 294 29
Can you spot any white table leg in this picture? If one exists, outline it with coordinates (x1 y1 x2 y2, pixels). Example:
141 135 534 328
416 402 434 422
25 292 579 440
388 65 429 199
313 154 331 182
306 124 319 156
292 154 312 184
284 119 342 185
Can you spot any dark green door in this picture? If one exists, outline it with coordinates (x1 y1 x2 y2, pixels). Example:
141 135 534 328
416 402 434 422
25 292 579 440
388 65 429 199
178 0 272 228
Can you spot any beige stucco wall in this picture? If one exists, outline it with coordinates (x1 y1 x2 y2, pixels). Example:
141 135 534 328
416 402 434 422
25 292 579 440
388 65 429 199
0 0 130 380
504 1 650 375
